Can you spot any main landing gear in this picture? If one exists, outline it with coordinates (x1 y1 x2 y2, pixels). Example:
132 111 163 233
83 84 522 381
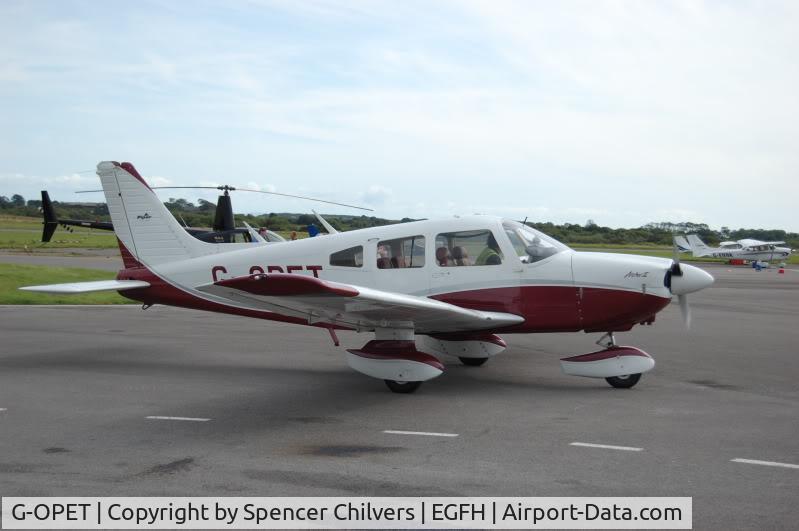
605 373 642 389
559 332 654 389
345 328 445 394
459 356 489 367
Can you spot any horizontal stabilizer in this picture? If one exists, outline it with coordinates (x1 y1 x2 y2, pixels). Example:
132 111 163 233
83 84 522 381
19 279 150 294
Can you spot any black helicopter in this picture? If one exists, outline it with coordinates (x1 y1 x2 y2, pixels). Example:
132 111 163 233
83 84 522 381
40 185 370 244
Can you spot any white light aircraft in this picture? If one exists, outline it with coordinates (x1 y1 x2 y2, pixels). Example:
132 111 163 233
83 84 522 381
684 234 792 262
21 162 715 393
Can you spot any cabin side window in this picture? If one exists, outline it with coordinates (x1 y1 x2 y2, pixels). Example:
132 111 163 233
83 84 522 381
376 236 425 269
434 230 503 266
330 245 363 267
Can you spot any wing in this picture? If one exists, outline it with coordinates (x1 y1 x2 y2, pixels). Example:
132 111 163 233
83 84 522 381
19 279 150 294
197 273 524 334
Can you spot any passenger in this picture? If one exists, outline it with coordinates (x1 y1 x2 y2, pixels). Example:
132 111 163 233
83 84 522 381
452 246 470 266
475 234 502 265
436 247 452 266
377 245 392 269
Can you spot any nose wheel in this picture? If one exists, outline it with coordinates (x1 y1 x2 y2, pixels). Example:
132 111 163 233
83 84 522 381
384 380 423 393
605 373 642 389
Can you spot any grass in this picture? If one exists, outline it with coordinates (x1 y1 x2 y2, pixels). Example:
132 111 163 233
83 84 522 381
0 229 118 250
0 215 117 249
0 263 133 304
1 215 795 262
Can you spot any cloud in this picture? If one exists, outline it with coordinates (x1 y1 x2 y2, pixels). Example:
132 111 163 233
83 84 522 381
149 176 173 187
1 1 797 230
361 185 393 206
0 173 96 186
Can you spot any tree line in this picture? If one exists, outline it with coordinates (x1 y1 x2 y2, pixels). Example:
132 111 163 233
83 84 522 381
2 193 796 248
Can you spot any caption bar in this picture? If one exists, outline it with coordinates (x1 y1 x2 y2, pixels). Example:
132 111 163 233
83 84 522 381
2 497 691 529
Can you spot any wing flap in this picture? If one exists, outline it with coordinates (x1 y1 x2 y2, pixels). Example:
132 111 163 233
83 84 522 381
19 279 150 294
199 274 524 333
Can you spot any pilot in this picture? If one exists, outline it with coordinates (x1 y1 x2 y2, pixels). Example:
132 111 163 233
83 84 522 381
475 234 502 265
436 247 452 267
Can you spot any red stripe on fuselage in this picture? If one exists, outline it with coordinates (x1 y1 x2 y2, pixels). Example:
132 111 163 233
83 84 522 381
116 255 669 334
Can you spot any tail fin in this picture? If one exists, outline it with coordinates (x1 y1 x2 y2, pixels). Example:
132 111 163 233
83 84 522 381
674 235 691 252
41 191 58 242
97 161 213 266
685 234 712 257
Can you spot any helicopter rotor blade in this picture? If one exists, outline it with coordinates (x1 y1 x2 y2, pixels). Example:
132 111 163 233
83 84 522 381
232 188 373 212
77 185 374 211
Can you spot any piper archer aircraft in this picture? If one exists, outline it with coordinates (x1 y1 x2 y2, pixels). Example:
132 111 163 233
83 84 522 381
684 234 792 262
21 161 715 393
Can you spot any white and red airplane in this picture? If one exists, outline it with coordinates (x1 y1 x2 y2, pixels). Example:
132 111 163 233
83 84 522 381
21 162 714 393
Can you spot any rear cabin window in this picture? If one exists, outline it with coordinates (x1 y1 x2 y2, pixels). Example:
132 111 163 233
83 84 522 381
377 236 425 269
435 230 503 266
330 245 363 267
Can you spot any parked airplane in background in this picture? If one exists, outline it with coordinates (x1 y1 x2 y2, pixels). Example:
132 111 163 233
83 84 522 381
684 234 792 262
22 162 714 393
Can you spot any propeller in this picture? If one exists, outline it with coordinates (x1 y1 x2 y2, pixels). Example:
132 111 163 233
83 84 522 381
678 293 691 329
670 237 691 329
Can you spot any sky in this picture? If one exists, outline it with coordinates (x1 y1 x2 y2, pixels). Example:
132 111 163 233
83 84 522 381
1 0 797 231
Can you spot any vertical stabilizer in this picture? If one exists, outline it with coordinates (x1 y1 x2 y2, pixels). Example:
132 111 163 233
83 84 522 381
685 234 713 257
96 161 214 266
674 235 691 252
41 191 58 242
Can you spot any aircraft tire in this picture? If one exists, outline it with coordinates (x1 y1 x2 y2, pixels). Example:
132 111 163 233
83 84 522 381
605 373 642 389
384 380 422 393
459 357 489 367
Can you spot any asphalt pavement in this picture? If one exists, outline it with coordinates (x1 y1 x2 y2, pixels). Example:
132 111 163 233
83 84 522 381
0 262 796 529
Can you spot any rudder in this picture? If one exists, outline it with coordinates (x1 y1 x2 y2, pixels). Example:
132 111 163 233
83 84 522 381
685 234 711 257
97 161 214 266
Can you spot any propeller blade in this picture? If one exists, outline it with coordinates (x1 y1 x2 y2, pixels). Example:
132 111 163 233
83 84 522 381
678 294 691 329
671 237 683 276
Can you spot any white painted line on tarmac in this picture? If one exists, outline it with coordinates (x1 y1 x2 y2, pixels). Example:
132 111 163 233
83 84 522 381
731 458 799 470
570 442 642 452
146 416 211 422
384 430 459 438
0 408 7 412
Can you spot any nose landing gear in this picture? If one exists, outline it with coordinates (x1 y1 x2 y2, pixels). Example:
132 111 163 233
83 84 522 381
559 332 652 389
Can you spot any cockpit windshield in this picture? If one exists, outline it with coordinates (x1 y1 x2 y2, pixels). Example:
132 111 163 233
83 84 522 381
502 220 570 264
